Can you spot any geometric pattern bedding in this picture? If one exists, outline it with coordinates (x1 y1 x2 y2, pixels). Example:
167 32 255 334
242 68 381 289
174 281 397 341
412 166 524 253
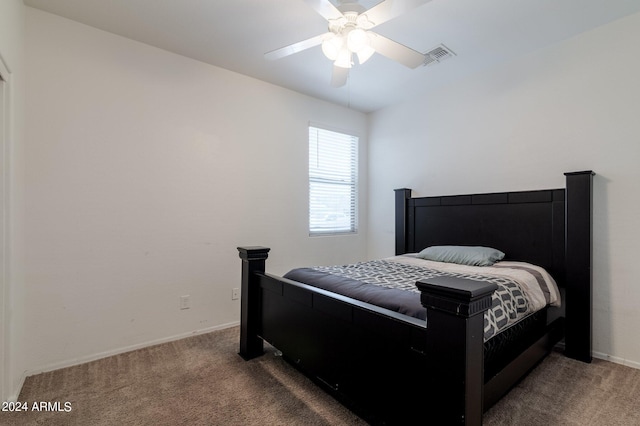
309 257 558 341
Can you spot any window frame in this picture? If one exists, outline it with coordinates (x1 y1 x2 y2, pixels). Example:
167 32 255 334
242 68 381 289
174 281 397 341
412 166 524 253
308 123 359 236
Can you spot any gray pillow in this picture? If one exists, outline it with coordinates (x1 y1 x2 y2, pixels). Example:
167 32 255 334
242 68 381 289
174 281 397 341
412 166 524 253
417 245 505 266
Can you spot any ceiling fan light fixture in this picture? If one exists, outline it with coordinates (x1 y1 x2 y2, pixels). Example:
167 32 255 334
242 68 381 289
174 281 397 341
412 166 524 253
334 48 353 69
346 28 369 53
321 34 343 60
356 45 375 64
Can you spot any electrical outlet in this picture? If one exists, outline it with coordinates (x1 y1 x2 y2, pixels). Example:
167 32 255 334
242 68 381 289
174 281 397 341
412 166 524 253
232 288 240 300
180 295 190 310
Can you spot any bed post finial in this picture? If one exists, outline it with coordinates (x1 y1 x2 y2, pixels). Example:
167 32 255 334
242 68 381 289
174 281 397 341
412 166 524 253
237 246 270 360
395 188 412 255
564 171 595 363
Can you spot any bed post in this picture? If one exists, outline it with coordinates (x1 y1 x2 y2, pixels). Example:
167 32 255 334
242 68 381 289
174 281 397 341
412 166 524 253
237 246 270 360
564 171 595 363
417 277 498 425
395 188 412 255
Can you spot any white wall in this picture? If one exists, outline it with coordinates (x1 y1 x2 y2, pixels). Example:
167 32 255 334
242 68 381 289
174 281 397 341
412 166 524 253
0 0 26 402
23 8 368 374
368 12 640 367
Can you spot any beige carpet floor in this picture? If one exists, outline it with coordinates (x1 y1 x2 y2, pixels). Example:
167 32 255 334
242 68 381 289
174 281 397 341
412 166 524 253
2 326 639 425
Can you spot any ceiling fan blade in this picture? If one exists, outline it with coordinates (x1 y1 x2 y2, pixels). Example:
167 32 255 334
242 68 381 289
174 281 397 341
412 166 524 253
264 33 329 61
302 0 344 21
363 0 432 27
369 33 425 68
331 65 349 87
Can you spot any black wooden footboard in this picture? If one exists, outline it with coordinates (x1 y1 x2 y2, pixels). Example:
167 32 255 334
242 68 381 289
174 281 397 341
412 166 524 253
239 247 496 425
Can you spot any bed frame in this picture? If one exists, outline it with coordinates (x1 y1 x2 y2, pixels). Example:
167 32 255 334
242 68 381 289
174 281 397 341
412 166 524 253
237 171 594 425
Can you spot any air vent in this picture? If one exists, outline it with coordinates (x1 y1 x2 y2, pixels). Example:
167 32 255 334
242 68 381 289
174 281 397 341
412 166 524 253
422 44 456 67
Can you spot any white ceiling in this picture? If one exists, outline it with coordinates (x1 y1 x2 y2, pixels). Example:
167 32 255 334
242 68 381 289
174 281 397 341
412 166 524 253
23 0 640 113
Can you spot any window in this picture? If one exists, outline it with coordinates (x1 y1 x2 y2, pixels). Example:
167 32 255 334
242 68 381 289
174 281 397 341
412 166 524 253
308 125 358 235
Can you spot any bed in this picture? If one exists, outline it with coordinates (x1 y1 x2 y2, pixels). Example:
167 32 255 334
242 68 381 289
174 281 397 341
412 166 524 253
237 171 594 425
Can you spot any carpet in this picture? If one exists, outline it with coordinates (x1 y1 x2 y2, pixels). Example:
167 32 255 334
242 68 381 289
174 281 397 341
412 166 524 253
2 326 639 425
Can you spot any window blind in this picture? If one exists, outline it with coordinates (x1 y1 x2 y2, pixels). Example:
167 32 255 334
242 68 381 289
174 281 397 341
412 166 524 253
309 125 358 235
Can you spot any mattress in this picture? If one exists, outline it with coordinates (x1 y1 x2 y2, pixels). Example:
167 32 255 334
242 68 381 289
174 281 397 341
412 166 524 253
283 255 561 342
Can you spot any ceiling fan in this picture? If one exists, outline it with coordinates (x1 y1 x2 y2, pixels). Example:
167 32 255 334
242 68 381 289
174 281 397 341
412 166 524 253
265 0 431 87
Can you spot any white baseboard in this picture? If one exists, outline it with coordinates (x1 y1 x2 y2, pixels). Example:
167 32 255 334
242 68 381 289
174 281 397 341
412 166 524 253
555 341 640 370
593 350 640 370
21 321 240 379
5 372 27 403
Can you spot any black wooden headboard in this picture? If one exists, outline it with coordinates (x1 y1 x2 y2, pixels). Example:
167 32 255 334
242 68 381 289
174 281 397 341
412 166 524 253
395 171 595 362
395 188 566 284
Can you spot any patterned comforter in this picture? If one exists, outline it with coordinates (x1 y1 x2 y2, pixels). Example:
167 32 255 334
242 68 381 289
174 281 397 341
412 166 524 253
283 255 560 341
